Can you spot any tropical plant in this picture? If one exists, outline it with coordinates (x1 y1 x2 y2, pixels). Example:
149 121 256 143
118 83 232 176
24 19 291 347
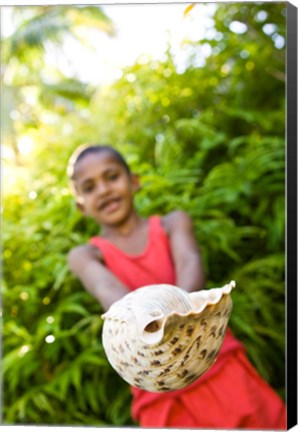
1 5 114 164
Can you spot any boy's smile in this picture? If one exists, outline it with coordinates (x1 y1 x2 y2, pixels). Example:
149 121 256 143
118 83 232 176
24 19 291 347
73 151 139 229
99 196 122 213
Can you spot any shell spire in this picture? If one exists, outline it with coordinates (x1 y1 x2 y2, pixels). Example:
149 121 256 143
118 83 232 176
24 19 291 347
101 281 236 392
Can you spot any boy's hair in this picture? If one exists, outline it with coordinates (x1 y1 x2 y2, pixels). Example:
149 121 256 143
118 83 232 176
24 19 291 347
67 144 131 180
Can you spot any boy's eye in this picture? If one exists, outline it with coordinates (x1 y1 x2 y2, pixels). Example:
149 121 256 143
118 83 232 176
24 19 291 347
107 173 119 181
82 184 94 193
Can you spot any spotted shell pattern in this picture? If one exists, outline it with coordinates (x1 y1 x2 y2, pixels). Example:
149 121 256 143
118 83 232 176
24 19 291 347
101 281 235 392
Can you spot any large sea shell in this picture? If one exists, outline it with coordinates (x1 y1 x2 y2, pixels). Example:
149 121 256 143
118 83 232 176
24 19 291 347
101 281 235 392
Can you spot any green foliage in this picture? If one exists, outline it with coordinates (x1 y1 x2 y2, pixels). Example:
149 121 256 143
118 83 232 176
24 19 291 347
4 6 115 60
2 186 133 425
2 2 286 425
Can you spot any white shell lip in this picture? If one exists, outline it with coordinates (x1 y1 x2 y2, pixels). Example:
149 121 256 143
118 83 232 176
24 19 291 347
188 280 235 312
141 280 236 345
102 280 236 346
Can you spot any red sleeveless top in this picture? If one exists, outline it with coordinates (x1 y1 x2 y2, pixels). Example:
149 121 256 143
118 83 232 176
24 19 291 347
90 216 176 290
90 216 244 416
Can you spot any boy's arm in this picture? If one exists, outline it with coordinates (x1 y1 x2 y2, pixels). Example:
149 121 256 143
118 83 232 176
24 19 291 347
163 210 206 292
68 244 130 311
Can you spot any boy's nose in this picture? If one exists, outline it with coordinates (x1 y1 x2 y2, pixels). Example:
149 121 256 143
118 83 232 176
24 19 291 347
96 181 110 196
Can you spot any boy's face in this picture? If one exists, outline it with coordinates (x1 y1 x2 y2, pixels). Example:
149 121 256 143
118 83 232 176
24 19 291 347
72 151 139 228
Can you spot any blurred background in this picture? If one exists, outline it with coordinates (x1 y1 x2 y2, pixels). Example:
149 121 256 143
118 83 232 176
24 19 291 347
1 2 286 426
